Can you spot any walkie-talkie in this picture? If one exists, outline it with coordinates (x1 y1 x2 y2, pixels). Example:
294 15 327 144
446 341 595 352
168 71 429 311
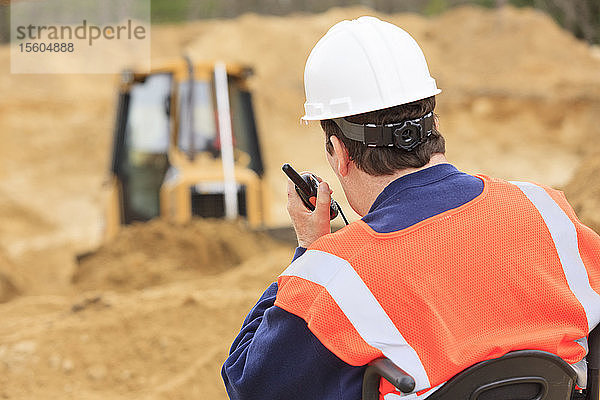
282 163 349 225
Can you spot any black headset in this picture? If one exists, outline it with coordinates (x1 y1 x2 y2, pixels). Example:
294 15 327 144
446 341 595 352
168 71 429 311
332 111 434 151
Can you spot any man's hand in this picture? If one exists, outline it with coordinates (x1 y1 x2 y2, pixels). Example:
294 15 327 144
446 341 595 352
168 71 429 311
287 177 332 248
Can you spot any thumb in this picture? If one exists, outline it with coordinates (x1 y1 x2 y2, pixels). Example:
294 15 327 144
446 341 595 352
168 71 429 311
315 182 332 220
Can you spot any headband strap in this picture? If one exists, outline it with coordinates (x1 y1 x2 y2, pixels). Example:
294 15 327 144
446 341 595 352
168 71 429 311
332 112 434 151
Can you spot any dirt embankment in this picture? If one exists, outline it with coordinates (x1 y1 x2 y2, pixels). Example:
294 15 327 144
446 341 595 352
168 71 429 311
74 219 285 291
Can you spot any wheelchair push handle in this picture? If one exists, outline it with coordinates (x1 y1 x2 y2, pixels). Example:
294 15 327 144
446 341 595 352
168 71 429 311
362 358 416 400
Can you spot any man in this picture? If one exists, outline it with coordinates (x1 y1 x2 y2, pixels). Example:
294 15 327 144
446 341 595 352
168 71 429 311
222 16 600 399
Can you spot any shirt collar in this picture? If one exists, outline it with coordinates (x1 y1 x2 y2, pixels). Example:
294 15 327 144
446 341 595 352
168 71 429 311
368 163 461 213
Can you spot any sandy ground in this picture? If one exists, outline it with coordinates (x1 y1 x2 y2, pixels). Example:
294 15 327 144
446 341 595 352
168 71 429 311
0 5 599 399
0 220 293 399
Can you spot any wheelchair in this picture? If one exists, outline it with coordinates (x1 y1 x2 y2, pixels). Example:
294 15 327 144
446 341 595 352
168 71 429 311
362 327 600 400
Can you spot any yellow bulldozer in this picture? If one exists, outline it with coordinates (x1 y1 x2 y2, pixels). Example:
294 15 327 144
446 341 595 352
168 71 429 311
103 57 269 240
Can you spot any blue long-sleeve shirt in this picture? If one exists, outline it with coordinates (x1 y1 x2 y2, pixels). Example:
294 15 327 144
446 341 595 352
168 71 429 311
222 164 484 399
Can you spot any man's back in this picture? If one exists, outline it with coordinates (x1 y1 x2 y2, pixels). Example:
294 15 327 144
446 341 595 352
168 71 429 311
276 164 600 397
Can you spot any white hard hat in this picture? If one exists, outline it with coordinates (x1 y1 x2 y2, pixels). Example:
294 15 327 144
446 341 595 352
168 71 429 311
302 16 441 121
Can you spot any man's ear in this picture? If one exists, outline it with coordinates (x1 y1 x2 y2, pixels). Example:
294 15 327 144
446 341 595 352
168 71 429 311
330 136 350 177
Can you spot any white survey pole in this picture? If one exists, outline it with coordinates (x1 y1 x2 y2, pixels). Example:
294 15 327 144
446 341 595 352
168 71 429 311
214 62 238 220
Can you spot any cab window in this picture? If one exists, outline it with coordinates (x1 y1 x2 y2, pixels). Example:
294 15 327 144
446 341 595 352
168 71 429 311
120 73 171 222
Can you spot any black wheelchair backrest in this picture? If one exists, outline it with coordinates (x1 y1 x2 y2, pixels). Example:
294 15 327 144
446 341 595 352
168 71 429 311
363 326 600 400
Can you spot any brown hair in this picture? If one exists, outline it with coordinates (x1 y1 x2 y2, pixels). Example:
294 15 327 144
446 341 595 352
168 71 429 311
321 96 445 176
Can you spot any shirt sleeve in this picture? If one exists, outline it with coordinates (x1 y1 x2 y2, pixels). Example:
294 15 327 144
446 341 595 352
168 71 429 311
221 248 364 400
292 246 307 260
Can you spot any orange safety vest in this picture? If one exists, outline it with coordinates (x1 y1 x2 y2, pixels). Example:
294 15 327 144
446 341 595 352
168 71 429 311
275 176 600 398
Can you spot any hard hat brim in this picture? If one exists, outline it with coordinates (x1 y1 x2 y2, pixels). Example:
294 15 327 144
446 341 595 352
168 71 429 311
301 89 441 121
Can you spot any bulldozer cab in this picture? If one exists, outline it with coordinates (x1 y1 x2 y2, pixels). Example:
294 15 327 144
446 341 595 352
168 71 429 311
105 59 265 240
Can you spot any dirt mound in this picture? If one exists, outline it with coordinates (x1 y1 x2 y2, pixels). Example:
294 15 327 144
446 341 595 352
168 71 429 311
0 246 293 400
564 152 600 234
73 219 285 292
422 6 600 100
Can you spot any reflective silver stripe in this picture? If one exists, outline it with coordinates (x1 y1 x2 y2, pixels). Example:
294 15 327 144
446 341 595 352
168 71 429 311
511 181 600 331
281 249 431 391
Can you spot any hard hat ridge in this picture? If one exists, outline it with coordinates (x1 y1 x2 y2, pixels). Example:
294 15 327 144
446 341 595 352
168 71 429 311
302 16 441 121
